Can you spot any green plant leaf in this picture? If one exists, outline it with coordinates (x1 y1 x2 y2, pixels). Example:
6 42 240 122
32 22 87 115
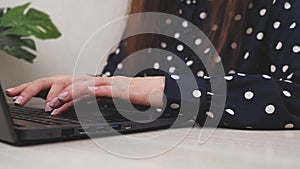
0 8 4 17
0 3 61 63
0 2 61 40
0 34 36 63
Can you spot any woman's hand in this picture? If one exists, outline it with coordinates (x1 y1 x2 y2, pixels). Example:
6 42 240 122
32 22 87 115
5 75 165 116
5 75 73 108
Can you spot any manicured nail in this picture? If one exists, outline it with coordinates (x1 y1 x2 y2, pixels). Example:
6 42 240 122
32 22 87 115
6 88 15 92
12 96 18 101
88 86 98 92
51 109 58 116
14 96 23 105
45 102 53 112
58 91 69 100
49 97 59 107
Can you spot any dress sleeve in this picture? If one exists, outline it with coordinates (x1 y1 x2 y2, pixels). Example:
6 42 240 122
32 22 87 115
164 0 300 129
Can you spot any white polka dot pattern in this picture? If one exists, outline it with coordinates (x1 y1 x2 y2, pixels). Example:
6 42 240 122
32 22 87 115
171 75 180 80
246 27 253 35
244 52 250 59
244 91 254 100
197 71 204 77
169 67 176 73
273 21 281 29
276 42 283 50
177 44 184 52
117 63 123 70
289 22 297 29
153 62 160 69
195 38 202 45
293 45 300 53
265 105 276 115
167 55 173 61
224 76 234 81
226 109 235 116
259 8 267 16
174 33 181 39
256 32 264 40
192 90 202 98
170 103 180 110
285 123 294 129
182 21 189 28
284 2 292 10
283 90 292 97
101 0 300 130
199 12 207 19
206 111 214 119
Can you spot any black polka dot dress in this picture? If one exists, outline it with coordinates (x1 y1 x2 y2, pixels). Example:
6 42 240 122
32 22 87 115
102 0 300 130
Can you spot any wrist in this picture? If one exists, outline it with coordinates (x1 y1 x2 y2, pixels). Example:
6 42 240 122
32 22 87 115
131 76 165 107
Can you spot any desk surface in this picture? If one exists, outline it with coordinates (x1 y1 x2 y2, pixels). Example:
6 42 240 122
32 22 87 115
0 128 299 169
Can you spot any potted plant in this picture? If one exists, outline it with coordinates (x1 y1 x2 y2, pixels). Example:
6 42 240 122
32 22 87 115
0 2 61 63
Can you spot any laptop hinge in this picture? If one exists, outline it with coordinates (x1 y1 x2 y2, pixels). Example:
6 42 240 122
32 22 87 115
0 83 19 144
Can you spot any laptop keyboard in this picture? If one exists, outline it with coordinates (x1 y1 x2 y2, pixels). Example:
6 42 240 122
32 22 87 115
9 105 126 126
8 104 174 126
9 105 81 125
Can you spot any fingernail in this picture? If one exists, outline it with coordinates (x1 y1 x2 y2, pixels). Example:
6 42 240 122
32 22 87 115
88 86 98 92
6 88 15 92
58 91 69 100
12 96 18 101
49 97 59 107
45 102 53 112
14 96 23 105
51 109 58 116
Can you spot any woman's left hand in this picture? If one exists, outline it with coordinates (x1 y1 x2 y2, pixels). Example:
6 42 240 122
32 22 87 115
50 76 165 116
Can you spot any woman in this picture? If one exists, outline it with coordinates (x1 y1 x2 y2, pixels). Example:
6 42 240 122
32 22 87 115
5 0 300 129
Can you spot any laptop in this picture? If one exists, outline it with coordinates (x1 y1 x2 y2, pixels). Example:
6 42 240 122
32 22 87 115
0 83 184 146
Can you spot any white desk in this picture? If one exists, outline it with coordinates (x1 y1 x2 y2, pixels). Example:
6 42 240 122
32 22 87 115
0 128 299 169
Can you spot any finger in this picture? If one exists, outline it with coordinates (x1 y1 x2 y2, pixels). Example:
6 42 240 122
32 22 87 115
51 94 91 116
49 76 112 108
45 83 68 111
47 83 67 101
51 101 74 116
15 79 53 106
5 82 31 97
52 77 108 104
49 84 88 109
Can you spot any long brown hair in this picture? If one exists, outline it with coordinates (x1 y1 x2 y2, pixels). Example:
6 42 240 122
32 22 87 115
124 0 250 70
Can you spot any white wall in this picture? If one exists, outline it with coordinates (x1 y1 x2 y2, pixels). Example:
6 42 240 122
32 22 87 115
0 0 129 90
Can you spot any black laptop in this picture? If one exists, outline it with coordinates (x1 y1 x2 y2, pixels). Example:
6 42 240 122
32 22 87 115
0 83 183 146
